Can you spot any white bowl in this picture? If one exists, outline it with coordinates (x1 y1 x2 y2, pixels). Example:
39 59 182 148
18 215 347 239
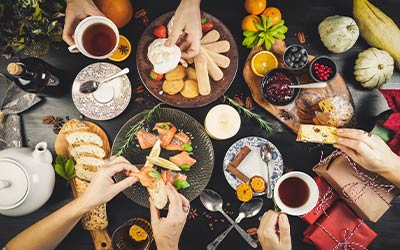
273 171 318 216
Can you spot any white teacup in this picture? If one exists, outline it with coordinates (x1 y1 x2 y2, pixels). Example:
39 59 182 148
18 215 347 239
273 171 319 216
68 16 119 59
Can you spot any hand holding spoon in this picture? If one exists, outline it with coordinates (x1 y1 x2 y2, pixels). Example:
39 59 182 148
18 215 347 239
207 198 263 250
200 189 258 248
79 67 129 94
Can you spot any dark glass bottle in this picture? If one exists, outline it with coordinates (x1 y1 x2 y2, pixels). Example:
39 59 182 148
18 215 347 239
7 57 64 97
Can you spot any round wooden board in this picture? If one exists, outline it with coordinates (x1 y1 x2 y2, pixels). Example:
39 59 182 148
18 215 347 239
136 11 238 108
55 120 111 158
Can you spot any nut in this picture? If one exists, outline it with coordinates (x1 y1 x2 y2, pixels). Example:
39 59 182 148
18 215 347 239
246 227 258 236
233 96 244 106
297 32 306 44
134 97 146 104
133 85 145 95
42 115 55 124
245 96 254 110
134 9 150 26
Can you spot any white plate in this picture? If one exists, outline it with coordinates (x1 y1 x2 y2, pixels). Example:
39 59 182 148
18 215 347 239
223 136 283 195
72 62 131 120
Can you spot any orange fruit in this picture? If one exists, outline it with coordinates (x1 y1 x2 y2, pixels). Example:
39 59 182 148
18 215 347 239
108 35 131 62
236 183 254 202
129 225 148 242
251 51 278 77
244 0 267 15
262 7 282 26
241 15 262 32
95 0 133 28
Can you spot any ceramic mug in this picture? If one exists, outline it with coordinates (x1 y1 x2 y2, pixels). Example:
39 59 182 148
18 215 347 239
68 16 119 59
273 171 319 216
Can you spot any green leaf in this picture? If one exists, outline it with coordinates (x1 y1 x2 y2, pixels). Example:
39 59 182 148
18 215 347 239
182 144 193 152
243 30 257 37
160 123 171 130
180 164 191 171
242 35 257 47
274 33 285 40
65 159 75 180
258 32 265 37
254 22 265 32
261 14 267 29
266 17 272 29
264 39 272 50
54 163 67 179
257 37 265 46
148 170 161 179
174 179 190 189
265 35 275 46
249 37 259 48
55 155 65 166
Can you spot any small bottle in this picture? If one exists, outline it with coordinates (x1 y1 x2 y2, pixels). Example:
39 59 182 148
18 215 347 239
7 57 64 96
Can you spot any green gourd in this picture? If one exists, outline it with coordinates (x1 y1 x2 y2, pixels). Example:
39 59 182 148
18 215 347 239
318 15 359 53
354 47 394 89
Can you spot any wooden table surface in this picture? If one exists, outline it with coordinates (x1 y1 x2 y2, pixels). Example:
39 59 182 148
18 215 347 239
0 0 399 249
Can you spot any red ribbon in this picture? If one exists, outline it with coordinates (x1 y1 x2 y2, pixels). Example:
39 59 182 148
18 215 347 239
316 221 367 250
301 186 336 218
318 150 395 205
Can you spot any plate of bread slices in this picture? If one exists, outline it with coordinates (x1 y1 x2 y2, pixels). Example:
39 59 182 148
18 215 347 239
55 119 112 250
136 11 238 108
112 108 214 209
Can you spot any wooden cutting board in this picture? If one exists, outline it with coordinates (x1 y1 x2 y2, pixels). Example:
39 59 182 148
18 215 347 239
243 40 355 133
55 120 112 250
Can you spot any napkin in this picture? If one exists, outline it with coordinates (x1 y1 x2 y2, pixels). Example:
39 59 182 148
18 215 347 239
0 74 41 150
379 89 400 156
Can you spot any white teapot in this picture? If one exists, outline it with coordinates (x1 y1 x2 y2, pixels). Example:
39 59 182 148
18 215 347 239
0 142 55 216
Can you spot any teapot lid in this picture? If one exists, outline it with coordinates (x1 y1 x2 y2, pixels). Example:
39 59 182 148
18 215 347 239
0 159 29 210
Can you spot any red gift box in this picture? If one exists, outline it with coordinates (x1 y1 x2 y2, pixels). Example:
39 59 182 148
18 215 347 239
300 176 338 224
304 202 377 250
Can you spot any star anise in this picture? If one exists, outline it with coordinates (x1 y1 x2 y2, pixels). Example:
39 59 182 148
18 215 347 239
118 44 129 55
188 207 198 220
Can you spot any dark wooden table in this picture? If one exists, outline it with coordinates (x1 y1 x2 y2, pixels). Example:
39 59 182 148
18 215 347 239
1 0 399 249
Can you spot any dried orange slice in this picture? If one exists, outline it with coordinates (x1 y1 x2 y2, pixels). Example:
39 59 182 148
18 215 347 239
236 183 254 202
250 175 266 193
109 35 131 62
129 225 148 242
251 51 278 77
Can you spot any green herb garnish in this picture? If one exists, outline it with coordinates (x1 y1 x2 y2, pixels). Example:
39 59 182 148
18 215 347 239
180 164 191 171
182 144 193 152
223 95 273 135
174 179 190 190
115 103 162 156
160 123 171 130
148 170 161 179
53 155 76 184
272 194 281 212
242 16 288 50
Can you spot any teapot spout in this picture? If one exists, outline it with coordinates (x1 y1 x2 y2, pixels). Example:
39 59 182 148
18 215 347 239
32 142 53 165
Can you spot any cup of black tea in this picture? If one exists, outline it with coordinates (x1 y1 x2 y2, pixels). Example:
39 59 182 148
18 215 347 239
68 16 119 59
273 171 319 216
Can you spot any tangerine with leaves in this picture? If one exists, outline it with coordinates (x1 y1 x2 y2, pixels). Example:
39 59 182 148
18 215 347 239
241 15 261 32
262 7 282 26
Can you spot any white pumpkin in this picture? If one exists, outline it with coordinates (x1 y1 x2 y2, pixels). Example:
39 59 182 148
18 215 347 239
318 15 359 53
354 47 394 89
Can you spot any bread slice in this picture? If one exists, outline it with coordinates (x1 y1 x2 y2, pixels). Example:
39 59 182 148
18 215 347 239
75 163 98 182
70 143 106 159
148 178 168 209
75 154 105 167
75 178 108 230
66 131 103 147
297 124 338 144
60 119 89 134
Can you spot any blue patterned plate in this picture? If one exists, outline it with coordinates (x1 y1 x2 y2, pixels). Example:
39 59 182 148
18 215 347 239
223 137 283 195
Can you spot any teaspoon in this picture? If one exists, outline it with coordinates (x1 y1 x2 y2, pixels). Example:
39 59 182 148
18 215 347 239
79 67 129 94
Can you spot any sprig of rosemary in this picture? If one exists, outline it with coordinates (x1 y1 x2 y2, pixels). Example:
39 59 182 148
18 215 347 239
115 103 162 156
223 95 273 134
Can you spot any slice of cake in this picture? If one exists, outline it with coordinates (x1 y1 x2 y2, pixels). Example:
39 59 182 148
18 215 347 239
297 124 338 144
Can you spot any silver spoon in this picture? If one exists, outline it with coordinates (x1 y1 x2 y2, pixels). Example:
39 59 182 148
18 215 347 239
79 67 129 94
200 189 258 248
207 198 263 250
260 144 273 199
288 82 327 89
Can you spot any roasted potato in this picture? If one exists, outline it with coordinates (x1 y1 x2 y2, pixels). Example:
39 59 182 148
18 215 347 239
185 67 197 81
162 79 184 95
180 80 199 98
165 65 186 81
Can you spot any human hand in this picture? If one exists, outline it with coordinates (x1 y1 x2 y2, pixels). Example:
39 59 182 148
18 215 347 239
78 156 139 212
63 0 104 45
166 0 202 59
334 128 400 175
258 210 291 250
150 183 190 250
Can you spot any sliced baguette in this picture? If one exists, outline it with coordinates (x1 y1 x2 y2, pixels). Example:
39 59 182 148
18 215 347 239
70 143 106 159
148 178 168 209
66 131 103 147
75 154 106 167
75 163 98 182
60 119 89 134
